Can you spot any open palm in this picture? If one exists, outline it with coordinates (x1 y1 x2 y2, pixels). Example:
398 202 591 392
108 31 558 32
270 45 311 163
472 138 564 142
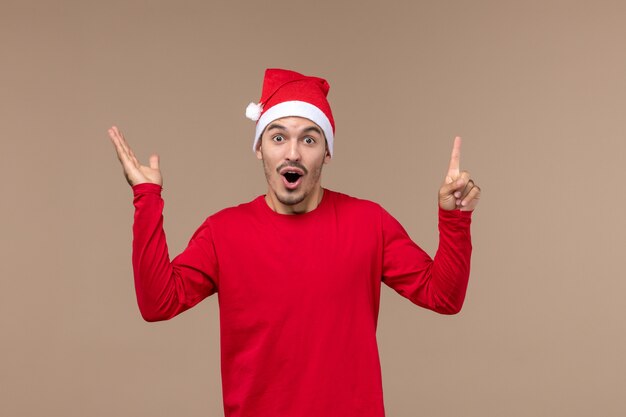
108 126 162 187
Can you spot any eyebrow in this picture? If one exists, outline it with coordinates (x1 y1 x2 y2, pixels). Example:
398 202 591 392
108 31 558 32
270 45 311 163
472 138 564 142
302 126 323 136
265 123 323 136
266 123 286 132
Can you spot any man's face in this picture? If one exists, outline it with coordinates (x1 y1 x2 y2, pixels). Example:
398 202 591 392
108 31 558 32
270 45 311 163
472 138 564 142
256 116 330 214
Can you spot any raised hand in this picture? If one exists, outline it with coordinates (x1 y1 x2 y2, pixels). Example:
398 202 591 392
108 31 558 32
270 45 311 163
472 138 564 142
438 136 480 211
108 126 163 187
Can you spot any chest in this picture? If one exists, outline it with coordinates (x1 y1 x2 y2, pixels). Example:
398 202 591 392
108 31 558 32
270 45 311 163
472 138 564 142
213 215 382 308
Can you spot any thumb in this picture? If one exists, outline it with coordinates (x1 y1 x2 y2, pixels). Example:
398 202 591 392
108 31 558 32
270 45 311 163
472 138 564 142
149 154 160 170
440 176 464 197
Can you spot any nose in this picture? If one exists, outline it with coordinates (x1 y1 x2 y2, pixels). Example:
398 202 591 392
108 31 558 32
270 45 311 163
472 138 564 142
285 138 301 161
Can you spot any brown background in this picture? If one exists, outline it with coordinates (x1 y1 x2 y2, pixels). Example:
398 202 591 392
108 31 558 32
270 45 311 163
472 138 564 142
2 0 625 416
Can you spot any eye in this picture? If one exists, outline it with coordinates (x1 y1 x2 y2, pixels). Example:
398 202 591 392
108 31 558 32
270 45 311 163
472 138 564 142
303 136 316 145
272 135 285 143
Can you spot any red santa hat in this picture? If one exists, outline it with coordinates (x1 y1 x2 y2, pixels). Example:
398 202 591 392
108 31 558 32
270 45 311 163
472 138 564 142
245 68 336 157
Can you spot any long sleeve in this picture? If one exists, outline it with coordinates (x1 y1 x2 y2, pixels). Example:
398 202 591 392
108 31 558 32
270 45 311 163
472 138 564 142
381 207 473 315
131 183 218 322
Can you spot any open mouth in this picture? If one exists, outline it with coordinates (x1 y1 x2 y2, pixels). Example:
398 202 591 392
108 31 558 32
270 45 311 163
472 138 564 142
283 172 302 183
278 164 306 189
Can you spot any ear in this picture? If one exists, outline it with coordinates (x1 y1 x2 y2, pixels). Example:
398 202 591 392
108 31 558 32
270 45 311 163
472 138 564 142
323 148 331 164
323 138 331 164
255 138 263 160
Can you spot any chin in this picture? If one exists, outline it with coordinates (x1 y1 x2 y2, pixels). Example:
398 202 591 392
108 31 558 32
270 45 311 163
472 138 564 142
276 190 307 206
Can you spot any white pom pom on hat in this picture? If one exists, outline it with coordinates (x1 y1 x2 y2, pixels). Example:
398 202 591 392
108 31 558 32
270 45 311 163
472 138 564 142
245 68 335 157
245 102 263 122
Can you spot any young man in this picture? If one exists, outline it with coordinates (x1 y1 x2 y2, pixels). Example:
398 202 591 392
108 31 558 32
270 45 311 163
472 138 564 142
109 68 480 417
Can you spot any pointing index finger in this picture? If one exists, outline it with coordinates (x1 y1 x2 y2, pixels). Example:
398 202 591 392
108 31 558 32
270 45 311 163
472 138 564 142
448 136 462 174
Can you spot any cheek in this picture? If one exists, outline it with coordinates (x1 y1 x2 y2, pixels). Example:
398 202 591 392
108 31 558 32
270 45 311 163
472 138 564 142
307 156 326 179
259 145 282 163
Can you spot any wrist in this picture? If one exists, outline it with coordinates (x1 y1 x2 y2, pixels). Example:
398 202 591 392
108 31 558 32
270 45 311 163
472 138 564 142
438 205 473 219
132 182 162 197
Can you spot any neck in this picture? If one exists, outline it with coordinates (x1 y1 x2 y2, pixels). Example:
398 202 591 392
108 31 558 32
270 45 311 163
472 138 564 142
265 186 324 215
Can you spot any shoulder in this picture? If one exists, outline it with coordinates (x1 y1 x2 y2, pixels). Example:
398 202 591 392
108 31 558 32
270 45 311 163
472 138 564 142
207 195 264 223
326 189 406 230
325 189 385 217
189 196 264 236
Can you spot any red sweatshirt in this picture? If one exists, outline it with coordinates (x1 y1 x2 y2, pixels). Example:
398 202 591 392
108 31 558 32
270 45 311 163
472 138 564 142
131 183 473 417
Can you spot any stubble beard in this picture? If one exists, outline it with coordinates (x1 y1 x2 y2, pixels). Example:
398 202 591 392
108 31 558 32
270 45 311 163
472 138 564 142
262 158 324 207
